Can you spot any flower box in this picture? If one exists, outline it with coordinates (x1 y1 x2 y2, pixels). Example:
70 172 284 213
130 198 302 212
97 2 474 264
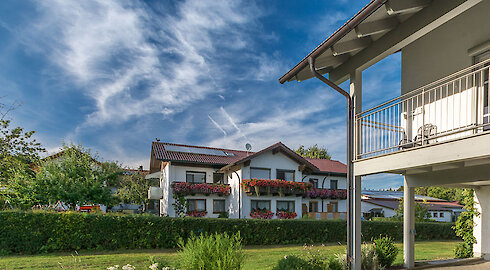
171 182 231 196
305 188 347 199
186 210 207 217
250 209 273 219
241 179 312 197
276 211 297 219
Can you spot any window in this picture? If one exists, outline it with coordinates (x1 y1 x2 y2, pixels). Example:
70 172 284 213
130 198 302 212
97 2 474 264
251 200 271 211
330 180 338 190
309 201 319 212
277 201 295 212
250 167 271 179
277 169 295 181
328 202 338 212
186 171 206 183
309 178 319 188
187 199 206 211
213 199 226 213
213 173 224 184
433 212 438 218
440 212 444 218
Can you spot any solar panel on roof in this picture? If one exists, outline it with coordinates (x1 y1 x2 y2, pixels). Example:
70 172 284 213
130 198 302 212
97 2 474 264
164 145 229 156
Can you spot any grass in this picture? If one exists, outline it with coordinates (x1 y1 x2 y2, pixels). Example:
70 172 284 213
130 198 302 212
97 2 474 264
0 240 460 270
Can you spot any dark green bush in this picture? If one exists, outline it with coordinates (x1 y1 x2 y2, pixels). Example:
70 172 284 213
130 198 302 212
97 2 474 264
272 255 310 270
0 211 457 254
373 235 399 268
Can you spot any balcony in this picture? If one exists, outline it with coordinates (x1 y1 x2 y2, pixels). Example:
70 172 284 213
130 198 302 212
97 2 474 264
356 59 490 161
241 179 311 197
171 182 231 196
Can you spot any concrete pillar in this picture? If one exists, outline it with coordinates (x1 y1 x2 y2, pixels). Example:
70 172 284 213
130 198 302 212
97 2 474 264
474 186 490 260
350 70 362 270
404 177 415 268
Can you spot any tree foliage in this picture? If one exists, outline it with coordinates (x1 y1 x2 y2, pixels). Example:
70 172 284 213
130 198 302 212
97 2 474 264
115 171 154 212
0 119 45 208
453 189 477 258
414 186 466 202
395 199 432 222
295 144 331 160
33 143 121 208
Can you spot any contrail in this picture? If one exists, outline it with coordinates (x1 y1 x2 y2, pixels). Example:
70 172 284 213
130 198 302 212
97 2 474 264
208 114 227 136
220 107 250 142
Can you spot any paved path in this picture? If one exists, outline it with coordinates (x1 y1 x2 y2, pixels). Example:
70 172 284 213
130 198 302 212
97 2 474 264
432 261 490 269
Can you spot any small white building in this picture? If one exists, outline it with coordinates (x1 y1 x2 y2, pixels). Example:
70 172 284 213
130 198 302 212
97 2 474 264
361 190 464 222
148 142 347 219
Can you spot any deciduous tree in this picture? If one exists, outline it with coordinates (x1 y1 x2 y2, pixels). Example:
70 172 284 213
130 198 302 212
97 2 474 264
295 144 331 160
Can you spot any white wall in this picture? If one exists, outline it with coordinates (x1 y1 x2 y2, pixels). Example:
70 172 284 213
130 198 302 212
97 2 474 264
227 168 241 219
401 1 490 94
248 151 302 180
427 210 453 222
361 201 396 218
161 162 170 216
474 186 490 260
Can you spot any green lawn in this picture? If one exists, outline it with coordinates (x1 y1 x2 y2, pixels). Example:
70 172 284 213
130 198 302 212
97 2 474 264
0 240 460 270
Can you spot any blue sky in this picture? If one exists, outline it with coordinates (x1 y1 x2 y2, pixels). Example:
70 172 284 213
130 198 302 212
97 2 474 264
0 0 403 189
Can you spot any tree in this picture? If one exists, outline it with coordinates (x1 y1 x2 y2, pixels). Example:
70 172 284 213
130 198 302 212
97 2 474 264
1 117 45 208
395 199 432 222
414 186 466 202
115 171 155 212
295 144 331 159
33 143 121 209
453 189 478 258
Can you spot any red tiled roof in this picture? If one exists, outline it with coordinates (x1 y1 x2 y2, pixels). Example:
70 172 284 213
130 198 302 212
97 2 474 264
306 158 347 174
152 142 251 166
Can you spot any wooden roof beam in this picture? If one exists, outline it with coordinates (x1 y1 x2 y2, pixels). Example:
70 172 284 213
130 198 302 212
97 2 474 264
355 17 399 38
386 0 431 15
332 38 371 56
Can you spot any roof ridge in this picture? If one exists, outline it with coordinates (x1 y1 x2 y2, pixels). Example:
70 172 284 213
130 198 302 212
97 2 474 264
152 141 252 153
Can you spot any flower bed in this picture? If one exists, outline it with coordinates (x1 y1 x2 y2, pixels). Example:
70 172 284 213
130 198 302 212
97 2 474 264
250 209 274 219
171 182 231 196
241 179 312 196
276 211 297 219
305 188 347 199
186 210 207 217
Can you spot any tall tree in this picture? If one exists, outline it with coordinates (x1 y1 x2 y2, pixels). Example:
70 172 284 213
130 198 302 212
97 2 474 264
295 144 331 159
395 199 432 222
34 143 121 209
115 171 155 212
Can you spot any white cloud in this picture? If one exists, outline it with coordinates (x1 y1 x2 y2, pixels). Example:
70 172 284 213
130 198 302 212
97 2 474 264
26 0 261 128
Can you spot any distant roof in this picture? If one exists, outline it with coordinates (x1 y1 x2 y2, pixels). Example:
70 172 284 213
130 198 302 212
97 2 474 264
362 190 445 202
152 142 250 166
363 198 463 212
152 141 347 174
306 158 347 174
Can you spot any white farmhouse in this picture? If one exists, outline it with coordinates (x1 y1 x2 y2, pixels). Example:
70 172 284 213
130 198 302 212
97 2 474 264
361 190 464 222
148 142 347 220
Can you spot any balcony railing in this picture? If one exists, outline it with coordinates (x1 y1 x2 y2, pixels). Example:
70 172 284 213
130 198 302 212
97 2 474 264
356 59 490 160
171 182 231 196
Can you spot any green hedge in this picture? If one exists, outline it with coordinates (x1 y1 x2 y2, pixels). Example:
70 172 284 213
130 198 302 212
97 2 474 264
0 211 457 254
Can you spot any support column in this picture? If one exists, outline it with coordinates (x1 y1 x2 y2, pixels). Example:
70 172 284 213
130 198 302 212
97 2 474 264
350 70 362 270
404 177 415 268
474 186 490 260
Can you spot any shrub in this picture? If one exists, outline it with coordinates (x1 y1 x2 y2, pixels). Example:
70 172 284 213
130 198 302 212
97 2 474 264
273 255 310 270
361 244 379 270
373 235 398 268
178 233 244 270
0 211 457 254
273 245 342 270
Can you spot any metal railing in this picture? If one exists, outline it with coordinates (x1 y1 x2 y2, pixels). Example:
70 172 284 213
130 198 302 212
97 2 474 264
356 59 490 160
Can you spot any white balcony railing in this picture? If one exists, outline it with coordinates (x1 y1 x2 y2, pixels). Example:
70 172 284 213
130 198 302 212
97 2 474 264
356 59 490 160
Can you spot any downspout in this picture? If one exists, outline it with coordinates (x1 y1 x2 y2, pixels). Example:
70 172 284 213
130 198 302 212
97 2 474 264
233 171 241 219
309 56 354 267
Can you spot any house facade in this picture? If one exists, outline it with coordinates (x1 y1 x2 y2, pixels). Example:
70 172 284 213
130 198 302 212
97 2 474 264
148 142 347 219
279 0 490 268
361 190 464 222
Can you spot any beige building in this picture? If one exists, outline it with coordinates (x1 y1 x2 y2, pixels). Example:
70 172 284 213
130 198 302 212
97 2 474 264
279 0 490 268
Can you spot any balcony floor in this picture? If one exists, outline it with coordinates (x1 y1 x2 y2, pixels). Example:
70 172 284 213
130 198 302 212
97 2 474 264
354 132 490 187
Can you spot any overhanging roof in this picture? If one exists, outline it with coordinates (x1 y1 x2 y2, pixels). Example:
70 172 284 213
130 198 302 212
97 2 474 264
279 0 471 84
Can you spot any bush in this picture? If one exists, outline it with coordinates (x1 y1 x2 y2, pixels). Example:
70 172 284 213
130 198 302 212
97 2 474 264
361 244 379 270
273 255 310 270
178 233 244 270
373 235 398 268
272 246 342 270
0 211 457 254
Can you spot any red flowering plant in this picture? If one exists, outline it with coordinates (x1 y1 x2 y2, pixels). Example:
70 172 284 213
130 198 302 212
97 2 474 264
305 188 347 199
186 210 207 217
276 211 298 219
241 179 312 195
250 209 274 219
171 182 231 196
